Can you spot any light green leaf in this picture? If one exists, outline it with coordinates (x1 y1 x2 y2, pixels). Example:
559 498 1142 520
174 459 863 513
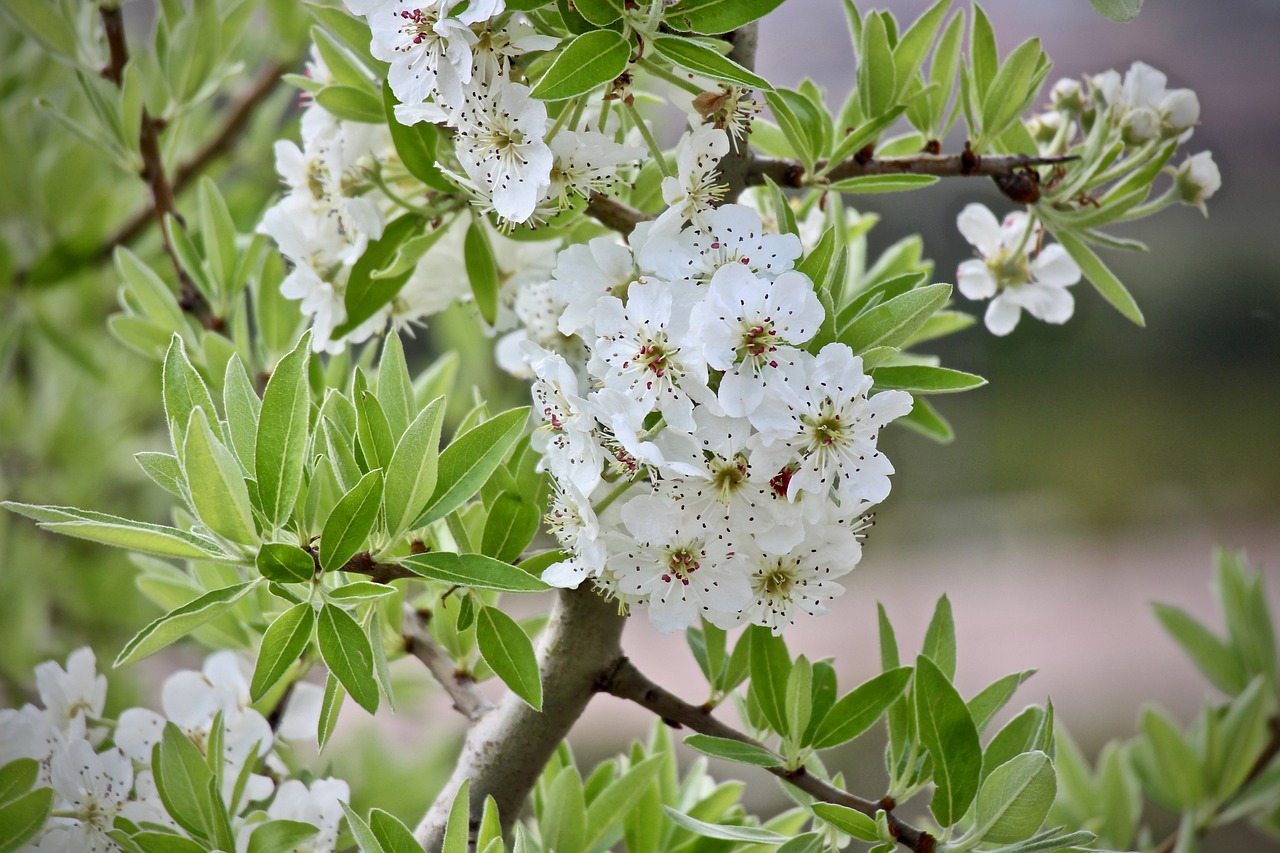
531 29 630 101
662 807 789 844
858 11 896 118
476 605 542 710
318 603 380 714
442 779 471 853
163 336 219 454
256 333 313 528
328 581 397 602
251 603 315 701
257 542 316 584
840 283 951 353
583 755 664 851
651 35 772 91
1053 229 1144 326
922 594 957 679
317 674 345 749
36 517 225 560
247 820 322 853
0 760 37 808
341 802 388 853
384 398 446 539
184 408 258 547
1089 0 1142 23
826 174 939 194
747 625 790 735
370 809 424 853
544 766 588 853
337 214 421 336
320 469 384 572
413 407 530 528
980 38 1044 142
899 396 954 443
915 654 983 827
823 106 908 173
811 666 913 750
968 669 1037 734
1150 603 1247 695
154 722 217 840
810 803 879 842
0 787 50 853
664 0 785 34
315 84 385 123
684 735 781 767
223 355 261 477
197 178 239 295
377 333 414 438
784 655 813 752
873 365 986 394
356 383 395 471
127 832 208 853
400 552 549 592
116 582 257 667
462 219 501 325
971 751 1056 844
480 491 540 564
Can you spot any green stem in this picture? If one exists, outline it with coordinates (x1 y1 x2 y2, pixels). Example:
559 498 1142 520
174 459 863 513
545 95 583 143
594 477 639 515
624 101 671 178
1118 186 1177 221
367 168 440 218
639 58 704 95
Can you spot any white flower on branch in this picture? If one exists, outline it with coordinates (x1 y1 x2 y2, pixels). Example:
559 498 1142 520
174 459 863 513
366 0 478 112
453 78 554 224
653 124 730 236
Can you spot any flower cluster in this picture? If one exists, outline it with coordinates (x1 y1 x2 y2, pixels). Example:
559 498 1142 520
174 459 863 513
0 649 342 852
503 142 912 634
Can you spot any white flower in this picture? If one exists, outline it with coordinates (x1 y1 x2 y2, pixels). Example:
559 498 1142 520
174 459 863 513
653 124 730 235
548 129 643 207
35 648 106 736
606 491 750 632
453 78 553 224
527 345 606 496
0 704 57 784
638 203 802 283
237 778 350 853
47 738 132 852
1092 62 1199 139
275 681 326 742
1174 151 1221 214
542 483 607 588
367 0 478 111
549 237 638 336
954 203 1082 336
472 14 558 83
749 345 912 505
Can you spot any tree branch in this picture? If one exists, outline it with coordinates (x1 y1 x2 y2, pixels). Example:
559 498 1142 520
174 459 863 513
99 5 217 329
585 192 652 236
717 23 758 204
414 587 627 849
402 605 492 723
600 657 936 853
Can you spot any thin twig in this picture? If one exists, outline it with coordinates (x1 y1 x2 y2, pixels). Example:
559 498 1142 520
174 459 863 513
99 5 216 328
585 192 652 236
600 657 935 853
749 149 1078 191
402 606 492 722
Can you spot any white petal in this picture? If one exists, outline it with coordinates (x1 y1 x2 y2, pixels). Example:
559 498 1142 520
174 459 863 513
1030 244 1081 288
984 296 1022 336
956 259 998 299
956 203 1002 256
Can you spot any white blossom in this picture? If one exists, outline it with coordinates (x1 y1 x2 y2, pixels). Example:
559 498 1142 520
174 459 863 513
35 647 106 737
653 124 730 235
1174 151 1221 214
453 78 553 224
47 738 132 852
366 0 478 111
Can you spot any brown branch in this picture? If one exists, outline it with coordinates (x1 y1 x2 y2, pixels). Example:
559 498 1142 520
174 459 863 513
717 23 758 204
402 605 492 723
585 192 652 236
601 657 935 853
99 5 217 328
1151 714 1280 853
335 550 422 583
749 150 1077 193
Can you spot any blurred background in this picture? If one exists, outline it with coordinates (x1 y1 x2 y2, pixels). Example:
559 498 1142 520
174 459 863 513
0 0 1277 849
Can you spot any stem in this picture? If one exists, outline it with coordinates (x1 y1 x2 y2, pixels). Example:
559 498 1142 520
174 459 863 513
624 100 671 178
638 58 704 95
593 477 638 515
545 95 582 143
367 168 438 218
402 605 492 722
750 151 1079 189
585 192 652 235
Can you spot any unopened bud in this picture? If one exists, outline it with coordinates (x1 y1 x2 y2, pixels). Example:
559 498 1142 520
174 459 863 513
1027 110 1065 144
1121 107 1159 145
1050 78 1085 112
1160 89 1200 133
1174 151 1221 213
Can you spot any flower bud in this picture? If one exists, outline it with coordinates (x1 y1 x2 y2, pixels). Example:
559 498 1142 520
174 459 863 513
1090 69 1122 107
1121 107 1160 145
1050 78 1085 112
1174 151 1221 213
1160 88 1200 133
1027 110 1065 144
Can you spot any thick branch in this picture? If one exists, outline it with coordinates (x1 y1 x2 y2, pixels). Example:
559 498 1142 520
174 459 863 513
601 658 935 853
402 606 492 723
585 192 652 236
717 23 758 203
414 587 627 850
99 5 216 328
750 150 1077 193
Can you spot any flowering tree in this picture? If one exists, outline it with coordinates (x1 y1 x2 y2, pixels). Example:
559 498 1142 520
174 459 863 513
0 1 1273 853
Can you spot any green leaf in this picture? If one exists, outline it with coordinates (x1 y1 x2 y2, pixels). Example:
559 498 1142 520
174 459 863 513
34 515 226 560
384 398 446 539
129 832 209 853
308 2 386 74
370 809 425 853
183 408 258 547
662 807 789 844
747 625 790 735
968 669 1036 734
317 673 345 749
0 787 50 853
377 333 414 438
337 214 421 336
858 11 896 118
413 408 530 527
318 603 380 714
257 542 316 584
583 755 664 851
0 760 36 808
969 3 998 98
257 333 313 529
154 722 217 840
811 666 913 750
1051 224 1144 326
320 469 384 572
400 552 550 592
840 283 951 353
1089 0 1142 23
684 735 781 767
481 491 541 564
163 336 219 454
1133 706 1203 811
971 751 1056 844
251 603 315 700
356 383 396 471
476 604 542 710
531 29 630 101
664 0 785 34
383 87 453 192
248 820 323 853
811 803 879 842
824 106 908 173
1211 676 1269 800
922 594 957 679
223 355 261 477
197 178 239 295
464 219 500 325
651 35 772 91
980 38 1043 142
899 396 954 443
342 803 388 853
442 779 471 853
544 767 587 853
116 582 257 666
915 654 982 827
765 92 814 172
1151 603 1246 695
329 581 397 601
826 174 939 194
315 84 385 123
893 0 950 97
573 0 623 24
784 655 813 752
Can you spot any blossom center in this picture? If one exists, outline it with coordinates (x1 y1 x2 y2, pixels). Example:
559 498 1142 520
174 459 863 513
738 320 781 364
986 247 1031 288
801 406 851 451
753 557 802 601
709 455 749 501
661 544 702 585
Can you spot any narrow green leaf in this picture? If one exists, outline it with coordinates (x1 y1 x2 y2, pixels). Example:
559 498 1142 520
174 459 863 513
544 767 587 853
811 666 913 750
970 4 998 97
247 820 322 853
811 803 879 842
356 384 395 471
315 84 385 123
317 674 345 749
223 355 261 477
328 581 397 601
442 779 471 853
1053 229 1144 326
197 178 239 294
464 220 500 325
320 469 384 572
116 582 257 667
257 333 313 528
413 408 530 528
370 809 424 853
376 333 413 438
859 12 896 117
664 0 785 34
824 106 908 172
899 396 954 443
873 364 986 394
480 491 541 563
476 605 542 710
154 722 216 840
1151 603 1246 695
184 408 258 547
318 603 380 714
337 215 421 336
583 755 664 851
128 832 209 853
37 515 227 560
922 594 957 679
827 174 939 194
651 35 772 91
981 38 1043 141
840 283 951 353
400 552 549 592
915 655 983 827
251 603 315 700
784 656 813 751
747 625 791 735
0 785 51 852
968 669 1037 734
384 398 446 539
341 802 388 853
684 734 781 767
163 336 218 453
531 29 630 101
972 751 1056 844
662 807 789 843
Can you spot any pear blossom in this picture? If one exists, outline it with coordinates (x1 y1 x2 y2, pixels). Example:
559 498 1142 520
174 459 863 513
453 78 553 224
653 124 730 235
638 203 802 283
46 738 132 852
256 778 350 853
1091 61 1200 138
549 237 639 336
34 647 107 736
526 346 606 496
1174 151 1221 214
541 483 608 588
548 129 643 207
955 203 1082 335
366 0 478 111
